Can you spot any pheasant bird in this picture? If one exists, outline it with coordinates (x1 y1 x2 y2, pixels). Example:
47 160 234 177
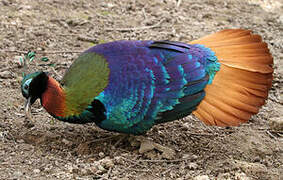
21 29 273 135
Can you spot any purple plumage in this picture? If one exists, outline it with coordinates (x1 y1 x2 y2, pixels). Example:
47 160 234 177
83 40 218 134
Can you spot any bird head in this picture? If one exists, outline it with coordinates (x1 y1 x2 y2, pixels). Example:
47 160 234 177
21 71 48 120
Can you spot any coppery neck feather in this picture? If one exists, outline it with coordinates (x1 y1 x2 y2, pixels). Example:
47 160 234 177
41 77 66 117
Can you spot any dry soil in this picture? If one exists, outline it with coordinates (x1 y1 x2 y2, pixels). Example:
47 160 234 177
0 0 282 179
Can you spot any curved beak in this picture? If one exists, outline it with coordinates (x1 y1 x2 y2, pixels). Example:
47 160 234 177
24 97 32 120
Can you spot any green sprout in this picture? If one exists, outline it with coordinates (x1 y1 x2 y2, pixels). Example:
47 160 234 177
20 51 49 77
41 57 49 62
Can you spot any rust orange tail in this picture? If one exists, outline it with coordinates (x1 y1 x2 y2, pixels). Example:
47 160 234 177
190 29 273 126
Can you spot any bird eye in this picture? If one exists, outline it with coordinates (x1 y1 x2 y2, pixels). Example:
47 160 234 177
24 84 29 90
22 78 32 94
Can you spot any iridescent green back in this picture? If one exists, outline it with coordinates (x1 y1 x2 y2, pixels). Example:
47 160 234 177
61 53 109 116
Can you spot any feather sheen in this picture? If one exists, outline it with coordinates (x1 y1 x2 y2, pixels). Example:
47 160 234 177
62 53 110 116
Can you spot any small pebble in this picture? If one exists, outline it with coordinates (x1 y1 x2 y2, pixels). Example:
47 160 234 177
96 164 107 174
79 168 88 176
98 152 105 158
235 172 251 180
72 168 79 174
13 171 23 177
217 173 231 179
0 71 11 79
114 156 123 164
269 117 283 131
193 175 210 180
33 169 40 173
101 2 115 8
191 154 198 160
100 157 114 169
62 138 72 146
188 162 198 170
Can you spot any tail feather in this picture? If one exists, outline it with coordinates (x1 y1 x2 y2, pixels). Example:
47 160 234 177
191 29 273 126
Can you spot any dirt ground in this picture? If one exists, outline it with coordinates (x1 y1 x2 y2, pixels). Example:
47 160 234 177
0 0 282 179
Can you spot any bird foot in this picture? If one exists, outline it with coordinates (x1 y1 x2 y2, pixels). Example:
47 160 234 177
129 136 176 160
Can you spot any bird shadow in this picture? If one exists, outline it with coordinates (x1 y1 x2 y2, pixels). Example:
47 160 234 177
12 123 136 157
